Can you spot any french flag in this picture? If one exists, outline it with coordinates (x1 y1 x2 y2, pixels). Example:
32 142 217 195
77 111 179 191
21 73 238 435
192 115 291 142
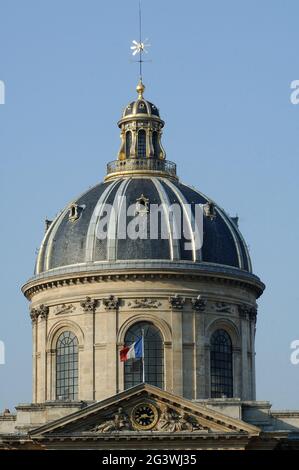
120 337 143 362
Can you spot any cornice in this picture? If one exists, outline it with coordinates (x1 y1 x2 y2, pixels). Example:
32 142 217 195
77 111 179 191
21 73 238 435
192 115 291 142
22 265 265 301
104 169 178 182
117 114 164 126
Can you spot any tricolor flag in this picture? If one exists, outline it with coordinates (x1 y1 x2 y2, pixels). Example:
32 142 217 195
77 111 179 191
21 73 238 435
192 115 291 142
120 337 143 362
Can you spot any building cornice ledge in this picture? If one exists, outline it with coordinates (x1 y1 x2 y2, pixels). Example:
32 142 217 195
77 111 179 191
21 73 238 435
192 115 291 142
22 263 265 300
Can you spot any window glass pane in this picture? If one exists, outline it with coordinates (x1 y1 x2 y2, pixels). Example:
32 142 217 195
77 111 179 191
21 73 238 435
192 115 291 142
126 131 132 158
152 131 159 158
210 329 233 398
56 331 78 400
124 322 164 390
137 130 146 158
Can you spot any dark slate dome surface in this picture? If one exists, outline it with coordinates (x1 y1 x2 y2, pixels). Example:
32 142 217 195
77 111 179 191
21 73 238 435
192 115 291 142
122 99 160 118
35 177 252 275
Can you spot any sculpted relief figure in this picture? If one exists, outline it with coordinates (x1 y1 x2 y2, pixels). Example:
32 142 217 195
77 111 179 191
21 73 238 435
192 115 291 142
156 407 203 432
128 298 161 309
95 407 131 433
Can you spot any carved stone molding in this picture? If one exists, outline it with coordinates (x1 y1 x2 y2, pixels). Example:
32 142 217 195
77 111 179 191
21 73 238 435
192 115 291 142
249 306 257 323
39 305 49 319
93 405 205 433
94 407 131 433
30 310 39 323
191 295 207 312
23 271 265 301
156 406 205 432
214 302 234 314
203 201 216 221
103 295 119 310
238 304 257 322
54 304 75 315
238 304 249 316
80 297 98 312
249 307 257 323
169 295 185 310
30 304 49 321
128 298 162 309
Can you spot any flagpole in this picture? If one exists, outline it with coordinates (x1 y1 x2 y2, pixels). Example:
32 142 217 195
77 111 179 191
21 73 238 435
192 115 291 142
141 328 145 383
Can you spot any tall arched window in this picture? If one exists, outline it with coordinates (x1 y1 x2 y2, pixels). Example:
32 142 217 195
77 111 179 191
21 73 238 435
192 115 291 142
124 322 164 389
152 131 159 158
210 329 233 398
125 131 132 158
56 331 78 400
137 129 146 158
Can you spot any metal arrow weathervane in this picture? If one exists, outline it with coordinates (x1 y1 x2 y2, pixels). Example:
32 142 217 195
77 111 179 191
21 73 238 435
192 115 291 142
131 0 151 80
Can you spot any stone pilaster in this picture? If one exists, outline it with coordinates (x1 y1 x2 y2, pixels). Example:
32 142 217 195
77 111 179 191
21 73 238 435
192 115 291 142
31 305 49 402
105 300 120 398
171 307 183 395
80 297 98 400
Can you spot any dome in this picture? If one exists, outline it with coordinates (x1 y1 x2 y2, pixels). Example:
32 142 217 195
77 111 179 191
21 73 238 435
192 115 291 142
120 81 161 120
122 99 160 118
33 81 256 283
35 177 252 275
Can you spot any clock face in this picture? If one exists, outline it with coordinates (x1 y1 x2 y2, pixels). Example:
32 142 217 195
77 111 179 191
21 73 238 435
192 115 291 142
131 402 159 430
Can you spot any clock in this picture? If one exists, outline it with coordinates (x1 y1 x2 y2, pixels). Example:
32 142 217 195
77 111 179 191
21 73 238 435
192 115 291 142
131 402 159 430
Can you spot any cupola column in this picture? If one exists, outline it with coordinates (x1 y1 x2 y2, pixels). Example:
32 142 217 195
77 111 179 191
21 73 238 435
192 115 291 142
146 128 154 158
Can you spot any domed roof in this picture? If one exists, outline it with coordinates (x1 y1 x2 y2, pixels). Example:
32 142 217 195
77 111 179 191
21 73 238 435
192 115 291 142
35 177 252 276
31 81 260 286
120 81 161 120
122 99 160 118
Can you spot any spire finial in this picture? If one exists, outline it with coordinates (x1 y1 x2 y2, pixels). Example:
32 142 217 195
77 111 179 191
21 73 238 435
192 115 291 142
130 0 150 82
136 79 145 99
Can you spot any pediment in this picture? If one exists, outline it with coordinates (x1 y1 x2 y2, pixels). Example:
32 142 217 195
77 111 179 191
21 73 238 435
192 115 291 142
30 384 260 439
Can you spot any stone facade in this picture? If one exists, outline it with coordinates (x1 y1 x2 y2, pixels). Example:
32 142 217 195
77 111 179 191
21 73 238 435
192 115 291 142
22 270 260 404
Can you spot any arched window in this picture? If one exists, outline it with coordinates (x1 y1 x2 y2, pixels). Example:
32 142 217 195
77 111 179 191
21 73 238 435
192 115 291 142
125 131 132 158
152 131 159 158
124 322 164 389
137 129 146 158
56 331 78 400
210 329 233 398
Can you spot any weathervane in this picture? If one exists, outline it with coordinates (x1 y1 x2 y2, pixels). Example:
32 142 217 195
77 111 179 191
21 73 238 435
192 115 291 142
130 0 150 81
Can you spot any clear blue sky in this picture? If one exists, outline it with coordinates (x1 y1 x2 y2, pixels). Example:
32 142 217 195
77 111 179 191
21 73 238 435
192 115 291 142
0 0 298 410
